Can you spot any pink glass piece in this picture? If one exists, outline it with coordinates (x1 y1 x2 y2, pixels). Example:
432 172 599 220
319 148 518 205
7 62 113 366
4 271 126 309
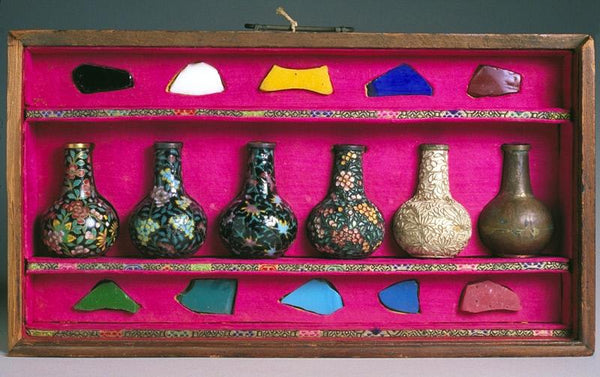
460 280 522 313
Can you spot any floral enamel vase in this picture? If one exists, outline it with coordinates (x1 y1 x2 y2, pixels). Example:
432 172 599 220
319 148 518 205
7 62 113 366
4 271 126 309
41 143 119 257
478 144 554 257
306 145 385 259
393 144 471 258
219 142 297 258
129 142 207 258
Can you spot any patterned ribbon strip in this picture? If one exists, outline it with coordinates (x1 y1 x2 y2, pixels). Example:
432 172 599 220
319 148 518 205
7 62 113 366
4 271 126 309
27 327 571 339
25 108 571 121
27 260 569 273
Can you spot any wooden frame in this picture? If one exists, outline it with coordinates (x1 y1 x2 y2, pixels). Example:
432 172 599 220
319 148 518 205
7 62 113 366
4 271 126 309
6 30 595 357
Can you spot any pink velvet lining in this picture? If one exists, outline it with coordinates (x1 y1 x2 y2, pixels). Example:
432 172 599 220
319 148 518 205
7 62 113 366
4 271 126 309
20 46 575 335
23 120 566 259
26 272 561 326
25 47 570 111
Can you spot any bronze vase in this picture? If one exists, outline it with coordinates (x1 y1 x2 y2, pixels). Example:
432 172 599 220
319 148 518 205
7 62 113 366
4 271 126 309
478 144 554 257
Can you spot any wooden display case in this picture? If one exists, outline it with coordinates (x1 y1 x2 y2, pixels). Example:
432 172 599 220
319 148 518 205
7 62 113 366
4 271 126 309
6 30 595 357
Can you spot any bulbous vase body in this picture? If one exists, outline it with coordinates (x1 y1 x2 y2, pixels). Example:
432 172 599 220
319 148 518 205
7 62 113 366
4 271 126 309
306 145 385 259
478 144 554 257
219 142 297 258
129 142 207 258
393 144 471 258
41 143 119 257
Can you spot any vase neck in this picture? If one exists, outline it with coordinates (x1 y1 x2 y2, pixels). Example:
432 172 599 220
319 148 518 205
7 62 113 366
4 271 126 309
500 145 533 197
62 145 97 200
329 146 366 199
415 146 451 200
153 143 184 195
243 144 277 197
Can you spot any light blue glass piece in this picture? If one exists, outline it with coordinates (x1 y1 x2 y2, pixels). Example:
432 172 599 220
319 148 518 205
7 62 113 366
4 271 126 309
177 279 237 314
378 280 420 314
281 279 343 315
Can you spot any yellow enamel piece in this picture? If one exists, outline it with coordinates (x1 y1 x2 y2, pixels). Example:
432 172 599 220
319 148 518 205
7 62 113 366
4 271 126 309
259 65 333 95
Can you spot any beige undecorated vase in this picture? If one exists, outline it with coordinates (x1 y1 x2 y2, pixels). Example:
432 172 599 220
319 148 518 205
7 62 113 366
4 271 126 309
393 144 472 258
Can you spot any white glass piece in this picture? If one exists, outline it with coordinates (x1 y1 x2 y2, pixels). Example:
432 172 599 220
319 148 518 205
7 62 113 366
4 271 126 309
167 62 225 96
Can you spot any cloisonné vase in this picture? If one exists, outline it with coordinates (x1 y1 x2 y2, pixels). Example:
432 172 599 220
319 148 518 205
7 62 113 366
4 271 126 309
478 144 554 257
393 144 471 258
219 142 297 258
306 145 385 259
41 143 119 257
129 142 207 258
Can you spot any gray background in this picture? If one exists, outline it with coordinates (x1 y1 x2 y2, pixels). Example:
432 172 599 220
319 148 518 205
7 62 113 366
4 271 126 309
1 0 599 375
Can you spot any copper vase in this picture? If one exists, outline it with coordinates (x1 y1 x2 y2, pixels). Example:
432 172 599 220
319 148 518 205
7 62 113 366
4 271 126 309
478 144 554 257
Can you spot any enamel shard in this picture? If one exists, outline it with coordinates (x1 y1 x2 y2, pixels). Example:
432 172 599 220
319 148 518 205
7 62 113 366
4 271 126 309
280 279 343 315
378 280 420 314
72 64 133 94
167 62 225 96
460 280 521 313
259 65 333 95
74 280 140 313
366 64 432 97
467 65 521 97
177 279 237 314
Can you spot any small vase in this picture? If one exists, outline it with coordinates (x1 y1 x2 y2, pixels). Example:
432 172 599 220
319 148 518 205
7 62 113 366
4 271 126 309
478 144 554 257
219 142 297 258
306 145 385 259
41 143 119 257
129 142 207 258
393 144 471 258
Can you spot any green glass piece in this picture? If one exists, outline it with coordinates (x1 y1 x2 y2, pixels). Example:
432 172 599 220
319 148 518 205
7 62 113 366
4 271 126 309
74 280 140 313
176 279 237 314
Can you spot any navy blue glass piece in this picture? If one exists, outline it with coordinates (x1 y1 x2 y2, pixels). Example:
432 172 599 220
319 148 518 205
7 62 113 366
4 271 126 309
366 64 432 97
72 64 134 94
177 279 237 314
378 280 420 314
280 279 343 315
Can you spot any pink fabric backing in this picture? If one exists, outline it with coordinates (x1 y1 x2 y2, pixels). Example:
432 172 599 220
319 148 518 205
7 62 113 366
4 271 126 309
20 46 575 335
26 272 561 326
24 120 566 258
24 48 570 111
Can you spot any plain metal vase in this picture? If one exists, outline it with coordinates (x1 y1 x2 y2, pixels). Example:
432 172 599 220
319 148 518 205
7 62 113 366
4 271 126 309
478 144 554 257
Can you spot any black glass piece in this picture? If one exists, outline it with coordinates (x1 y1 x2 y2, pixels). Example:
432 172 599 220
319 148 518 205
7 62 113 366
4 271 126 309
72 64 134 94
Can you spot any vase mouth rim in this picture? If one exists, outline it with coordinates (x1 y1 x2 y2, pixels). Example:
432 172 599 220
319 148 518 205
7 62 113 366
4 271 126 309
65 142 93 149
248 141 276 149
502 143 531 151
333 144 366 152
155 142 183 149
420 144 448 151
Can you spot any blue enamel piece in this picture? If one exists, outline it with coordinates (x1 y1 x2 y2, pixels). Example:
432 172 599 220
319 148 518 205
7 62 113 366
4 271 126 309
177 279 237 314
280 279 343 315
366 64 432 97
378 280 420 314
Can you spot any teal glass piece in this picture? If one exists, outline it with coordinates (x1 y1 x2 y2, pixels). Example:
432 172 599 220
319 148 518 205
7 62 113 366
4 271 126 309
280 279 343 315
74 280 140 313
378 280 420 314
177 279 237 314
